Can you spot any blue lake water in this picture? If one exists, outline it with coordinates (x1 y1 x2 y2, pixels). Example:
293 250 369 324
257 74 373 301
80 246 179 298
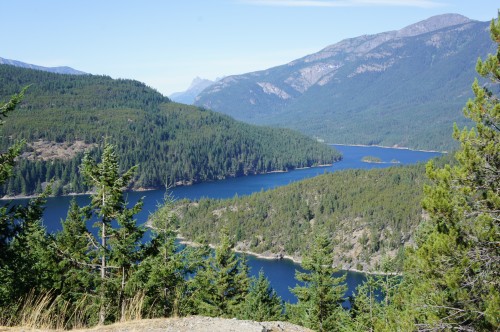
10 145 442 304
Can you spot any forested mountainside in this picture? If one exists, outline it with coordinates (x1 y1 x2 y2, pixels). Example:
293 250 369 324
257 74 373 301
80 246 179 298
174 160 447 271
195 14 495 151
0 65 339 196
1 10 498 332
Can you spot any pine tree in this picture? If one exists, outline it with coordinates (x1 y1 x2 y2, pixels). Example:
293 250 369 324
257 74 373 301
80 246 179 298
127 193 186 318
402 13 500 330
288 233 347 332
80 142 142 324
240 269 283 322
0 89 57 318
53 199 96 307
0 193 55 311
0 88 27 186
190 230 250 317
0 88 28 262
348 258 403 331
348 275 380 331
128 237 185 318
109 198 144 321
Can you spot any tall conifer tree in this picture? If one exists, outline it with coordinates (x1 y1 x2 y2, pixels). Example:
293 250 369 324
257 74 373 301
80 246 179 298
81 142 143 324
0 89 56 317
127 192 188 318
402 13 500 330
190 230 250 317
240 270 283 322
54 199 95 301
288 233 347 332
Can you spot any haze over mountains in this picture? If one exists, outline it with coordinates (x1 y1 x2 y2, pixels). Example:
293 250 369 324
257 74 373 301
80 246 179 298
169 77 216 104
0 57 86 75
2 13 494 153
194 14 495 150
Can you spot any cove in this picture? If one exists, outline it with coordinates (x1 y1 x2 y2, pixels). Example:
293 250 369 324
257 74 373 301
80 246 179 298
13 145 441 304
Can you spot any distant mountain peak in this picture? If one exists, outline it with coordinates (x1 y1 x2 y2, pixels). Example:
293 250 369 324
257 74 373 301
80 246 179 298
0 57 86 75
169 77 215 104
188 76 214 90
300 13 473 64
397 13 472 38
194 14 493 150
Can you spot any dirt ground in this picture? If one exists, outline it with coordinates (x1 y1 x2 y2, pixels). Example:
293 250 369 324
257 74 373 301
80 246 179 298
0 316 312 332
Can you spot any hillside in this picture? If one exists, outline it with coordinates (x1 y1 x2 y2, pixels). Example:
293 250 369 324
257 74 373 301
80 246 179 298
194 14 495 150
0 64 340 196
175 161 442 271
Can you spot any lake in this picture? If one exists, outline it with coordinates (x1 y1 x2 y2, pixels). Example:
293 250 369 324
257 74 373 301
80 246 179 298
12 145 442 304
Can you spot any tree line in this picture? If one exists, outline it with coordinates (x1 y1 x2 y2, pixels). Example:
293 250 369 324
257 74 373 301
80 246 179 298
0 132 343 329
176 160 440 271
0 13 498 331
0 65 340 196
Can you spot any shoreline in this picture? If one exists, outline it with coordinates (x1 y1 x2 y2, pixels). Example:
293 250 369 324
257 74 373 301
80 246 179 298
0 191 93 201
0 162 341 201
295 164 333 170
176 236 401 276
330 143 447 154
361 161 400 165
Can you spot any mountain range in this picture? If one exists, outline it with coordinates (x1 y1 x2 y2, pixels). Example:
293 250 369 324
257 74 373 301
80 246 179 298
0 57 86 75
169 77 216 104
194 14 495 150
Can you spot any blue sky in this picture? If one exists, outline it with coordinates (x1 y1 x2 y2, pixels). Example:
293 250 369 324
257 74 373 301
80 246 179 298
1 0 498 95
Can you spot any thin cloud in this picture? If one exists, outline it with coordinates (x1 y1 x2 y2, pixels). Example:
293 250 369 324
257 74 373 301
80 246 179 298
239 0 446 8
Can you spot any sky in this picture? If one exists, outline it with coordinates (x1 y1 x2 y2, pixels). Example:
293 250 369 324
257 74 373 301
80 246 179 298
1 0 499 96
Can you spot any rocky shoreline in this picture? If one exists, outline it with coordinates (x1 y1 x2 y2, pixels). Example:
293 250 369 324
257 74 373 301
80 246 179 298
330 143 447 154
177 236 401 276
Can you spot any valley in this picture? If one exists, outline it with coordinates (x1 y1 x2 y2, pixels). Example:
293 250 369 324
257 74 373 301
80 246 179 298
17 145 439 304
0 8 499 332
0 65 339 197
193 14 495 151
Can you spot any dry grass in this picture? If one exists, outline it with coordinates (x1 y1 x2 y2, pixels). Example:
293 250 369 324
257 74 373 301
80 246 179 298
0 292 313 331
3 290 89 330
1 290 149 330
119 292 145 322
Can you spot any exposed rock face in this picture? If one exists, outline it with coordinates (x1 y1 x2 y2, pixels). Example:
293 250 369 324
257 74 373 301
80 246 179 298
198 14 473 100
21 140 96 161
194 14 492 150
257 82 291 99
285 63 341 93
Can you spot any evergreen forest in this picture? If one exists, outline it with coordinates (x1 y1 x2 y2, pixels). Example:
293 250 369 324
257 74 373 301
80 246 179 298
0 65 339 196
175 161 438 271
0 11 498 332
